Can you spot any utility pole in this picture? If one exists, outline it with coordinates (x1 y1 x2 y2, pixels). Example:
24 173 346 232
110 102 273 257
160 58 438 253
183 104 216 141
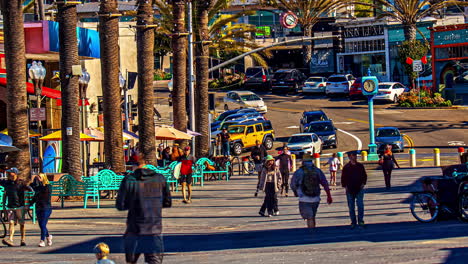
187 0 196 153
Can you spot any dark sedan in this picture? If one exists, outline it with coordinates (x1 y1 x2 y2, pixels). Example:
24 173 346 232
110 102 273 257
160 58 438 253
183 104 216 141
305 121 338 149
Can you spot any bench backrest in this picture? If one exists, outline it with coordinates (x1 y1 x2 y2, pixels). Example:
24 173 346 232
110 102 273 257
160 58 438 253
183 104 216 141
94 169 122 188
54 174 87 195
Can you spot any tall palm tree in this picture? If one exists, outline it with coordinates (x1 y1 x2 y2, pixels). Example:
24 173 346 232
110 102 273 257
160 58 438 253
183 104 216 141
260 0 351 68
57 1 82 179
370 0 467 41
170 0 188 146
0 0 30 179
136 0 157 165
99 0 125 172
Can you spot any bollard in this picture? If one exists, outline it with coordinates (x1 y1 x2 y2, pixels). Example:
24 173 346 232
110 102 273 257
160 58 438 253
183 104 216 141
433 148 440 166
291 154 296 172
361 151 368 161
337 152 344 168
410 149 416 167
242 157 249 174
313 153 320 169
459 147 465 158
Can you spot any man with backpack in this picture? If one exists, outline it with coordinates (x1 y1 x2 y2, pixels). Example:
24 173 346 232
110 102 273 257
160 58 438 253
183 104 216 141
291 155 333 229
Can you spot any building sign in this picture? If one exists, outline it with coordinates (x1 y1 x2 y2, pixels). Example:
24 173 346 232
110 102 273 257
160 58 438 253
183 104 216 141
311 49 335 74
343 25 384 38
30 108 46 121
255 26 271 37
434 29 468 46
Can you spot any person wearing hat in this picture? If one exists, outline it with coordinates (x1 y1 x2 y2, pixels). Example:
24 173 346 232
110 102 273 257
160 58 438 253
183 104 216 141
179 146 196 204
291 154 333 229
257 155 282 217
170 143 183 162
341 151 367 229
0 167 33 246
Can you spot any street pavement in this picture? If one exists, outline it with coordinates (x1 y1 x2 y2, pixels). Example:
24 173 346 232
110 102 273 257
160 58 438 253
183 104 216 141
2 166 468 263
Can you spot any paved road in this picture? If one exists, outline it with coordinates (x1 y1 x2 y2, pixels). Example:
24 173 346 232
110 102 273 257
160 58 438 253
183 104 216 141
4 167 468 263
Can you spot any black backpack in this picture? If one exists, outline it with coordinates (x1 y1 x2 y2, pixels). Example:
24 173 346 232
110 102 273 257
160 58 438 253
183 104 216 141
301 166 320 197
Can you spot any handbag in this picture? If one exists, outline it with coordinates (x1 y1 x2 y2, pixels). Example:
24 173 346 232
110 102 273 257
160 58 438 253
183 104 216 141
378 159 383 165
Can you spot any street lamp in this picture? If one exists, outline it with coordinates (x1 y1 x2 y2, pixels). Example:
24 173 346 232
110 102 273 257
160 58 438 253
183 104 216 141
79 68 90 175
120 71 130 131
28 61 46 171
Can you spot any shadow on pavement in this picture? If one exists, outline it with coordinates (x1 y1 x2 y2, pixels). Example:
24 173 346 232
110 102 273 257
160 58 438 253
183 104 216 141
441 247 468 264
44 221 468 255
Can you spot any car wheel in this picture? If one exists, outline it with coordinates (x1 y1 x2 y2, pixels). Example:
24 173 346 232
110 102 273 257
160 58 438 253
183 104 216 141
393 95 398 103
224 104 229 111
232 143 243 156
263 137 274 150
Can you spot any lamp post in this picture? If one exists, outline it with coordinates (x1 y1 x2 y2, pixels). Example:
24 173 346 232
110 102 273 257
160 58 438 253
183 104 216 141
120 71 129 131
362 69 379 161
79 68 90 175
28 61 46 171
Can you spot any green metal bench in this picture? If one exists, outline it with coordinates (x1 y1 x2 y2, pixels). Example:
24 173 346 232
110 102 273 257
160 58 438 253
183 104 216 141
0 186 36 224
83 169 124 193
50 174 99 208
196 157 231 183
145 162 179 191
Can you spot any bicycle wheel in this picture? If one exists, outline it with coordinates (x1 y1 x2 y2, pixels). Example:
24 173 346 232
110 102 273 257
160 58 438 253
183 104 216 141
410 192 439 223
458 190 468 222
0 219 6 238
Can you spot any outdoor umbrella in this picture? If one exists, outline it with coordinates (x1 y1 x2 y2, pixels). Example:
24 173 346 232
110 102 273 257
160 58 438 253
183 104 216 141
39 130 96 141
94 127 139 141
84 128 105 141
187 129 202 137
155 126 192 140
0 144 20 153
0 128 41 137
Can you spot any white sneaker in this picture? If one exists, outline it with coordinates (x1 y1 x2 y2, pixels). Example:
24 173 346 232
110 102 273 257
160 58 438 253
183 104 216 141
46 235 53 246
38 240 45 247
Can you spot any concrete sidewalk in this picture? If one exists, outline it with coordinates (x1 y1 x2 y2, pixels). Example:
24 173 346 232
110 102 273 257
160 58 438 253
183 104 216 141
1 167 468 263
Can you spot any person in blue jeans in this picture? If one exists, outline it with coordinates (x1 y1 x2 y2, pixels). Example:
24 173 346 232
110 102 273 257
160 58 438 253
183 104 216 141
30 173 53 247
341 151 367 229
217 128 231 157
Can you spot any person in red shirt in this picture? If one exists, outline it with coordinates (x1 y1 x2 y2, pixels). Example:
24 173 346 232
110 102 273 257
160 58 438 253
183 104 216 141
179 146 196 204
341 151 367 229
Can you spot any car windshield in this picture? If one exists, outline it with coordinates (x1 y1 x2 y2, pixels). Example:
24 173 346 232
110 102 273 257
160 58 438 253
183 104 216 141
228 126 245 134
306 77 323 82
379 84 391 89
225 115 244 122
305 114 326 123
240 94 261 101
216 111 236 121
288 135 312 144
328 76 347 82
307 123 334 132
273 72 291 79
376 129 400 137
245 68 262 77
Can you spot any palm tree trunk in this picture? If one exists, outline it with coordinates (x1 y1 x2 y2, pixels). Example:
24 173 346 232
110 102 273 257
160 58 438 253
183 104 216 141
0 0 31 180
404 24 417 42
302 25 313 71
99 0 124 172
136 0 157 165
195 1 212 158
171 0 188 146
57 2 82 179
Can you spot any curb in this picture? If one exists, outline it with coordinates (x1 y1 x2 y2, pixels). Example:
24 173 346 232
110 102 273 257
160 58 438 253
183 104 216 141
388 106 468 110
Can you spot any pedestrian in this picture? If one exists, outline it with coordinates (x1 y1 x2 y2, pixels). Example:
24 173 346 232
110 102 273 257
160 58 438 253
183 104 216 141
94 242 116 264
162 146 172 166
0 167 33 247
276 146 293 197
251 140 267 196
379 145 400 190
156 143 165 167
291 155 333 228
257 155 282 217
179 146 196 204
325 153 341 186
341 151 368 229
30 173 53 247
170 143 183 161
217 128 231 157
116 153 172 264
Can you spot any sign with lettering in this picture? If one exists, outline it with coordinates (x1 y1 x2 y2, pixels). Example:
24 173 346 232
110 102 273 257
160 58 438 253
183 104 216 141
343 25 384 38
413 60 423 72
434 29 468 46
30 108 46 121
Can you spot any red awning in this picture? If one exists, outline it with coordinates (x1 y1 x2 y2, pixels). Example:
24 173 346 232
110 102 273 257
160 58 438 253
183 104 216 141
0 77 61 99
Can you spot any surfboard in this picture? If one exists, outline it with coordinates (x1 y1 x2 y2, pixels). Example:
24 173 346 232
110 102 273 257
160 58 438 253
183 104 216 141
42 144 57 173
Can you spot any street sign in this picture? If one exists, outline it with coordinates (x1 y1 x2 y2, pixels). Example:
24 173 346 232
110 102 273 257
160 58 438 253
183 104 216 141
30 108 46 121
413 60 423 72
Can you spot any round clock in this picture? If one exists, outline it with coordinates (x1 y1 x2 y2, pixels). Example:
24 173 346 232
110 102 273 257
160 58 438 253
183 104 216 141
280 11 298 29
363 79 376 93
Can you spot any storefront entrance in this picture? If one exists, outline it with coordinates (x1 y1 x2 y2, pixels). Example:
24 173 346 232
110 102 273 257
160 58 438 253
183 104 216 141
341 53 386 79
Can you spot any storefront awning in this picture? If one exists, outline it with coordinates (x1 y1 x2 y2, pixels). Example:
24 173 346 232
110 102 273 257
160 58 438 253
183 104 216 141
0 77 61 99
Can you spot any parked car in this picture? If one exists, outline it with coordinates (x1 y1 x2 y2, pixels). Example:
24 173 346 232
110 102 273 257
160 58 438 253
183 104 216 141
213 112 265 132
223 91 268 113
211 108 259 131
244 66 273 91
349 77 363 100
302 76 327 94
287 133 322 157
325 74 355 96
305 120 338 149
299 110 330 132
375 127 405 153
223 120 275 156
271 69 307 94
373 82 408 103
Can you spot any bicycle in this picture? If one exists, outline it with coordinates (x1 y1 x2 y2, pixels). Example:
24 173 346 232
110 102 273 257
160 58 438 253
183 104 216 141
410 168 468 223
241 156 256 176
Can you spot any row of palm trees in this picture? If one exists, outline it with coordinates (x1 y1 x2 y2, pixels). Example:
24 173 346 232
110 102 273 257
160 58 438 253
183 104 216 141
1 0 466 180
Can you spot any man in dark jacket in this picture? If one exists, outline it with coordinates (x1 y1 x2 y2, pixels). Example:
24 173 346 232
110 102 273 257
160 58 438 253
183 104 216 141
341 151 367 229
276 146 293 197
116 154 172 264
251 140 268 196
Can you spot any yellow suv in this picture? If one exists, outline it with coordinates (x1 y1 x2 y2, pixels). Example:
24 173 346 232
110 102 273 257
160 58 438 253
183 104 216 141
226 120 275 156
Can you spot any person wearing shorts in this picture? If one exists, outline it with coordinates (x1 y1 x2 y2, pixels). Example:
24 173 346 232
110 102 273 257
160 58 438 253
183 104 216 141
179 146 196 204
291 155 333 229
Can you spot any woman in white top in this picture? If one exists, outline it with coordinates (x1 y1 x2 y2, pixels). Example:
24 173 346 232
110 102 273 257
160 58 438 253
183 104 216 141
325 153 341 186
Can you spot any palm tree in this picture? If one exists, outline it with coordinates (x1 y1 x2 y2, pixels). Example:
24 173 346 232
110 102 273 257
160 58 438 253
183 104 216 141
170 0 188 146
0 0 31 179
99 0 125 172
370 0 467 41
260 0 351 68
57 1 82 179
136 0 157 165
